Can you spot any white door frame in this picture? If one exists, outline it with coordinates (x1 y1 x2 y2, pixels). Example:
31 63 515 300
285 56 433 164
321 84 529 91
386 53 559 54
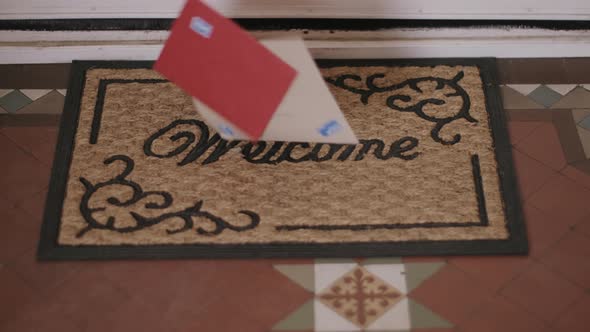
1 0 590 20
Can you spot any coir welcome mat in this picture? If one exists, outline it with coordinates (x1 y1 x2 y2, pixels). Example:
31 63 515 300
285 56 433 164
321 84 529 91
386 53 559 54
39 59 527 260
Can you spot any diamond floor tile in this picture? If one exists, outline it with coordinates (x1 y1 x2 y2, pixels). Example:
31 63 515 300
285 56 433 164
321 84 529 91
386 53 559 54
0 90 32 113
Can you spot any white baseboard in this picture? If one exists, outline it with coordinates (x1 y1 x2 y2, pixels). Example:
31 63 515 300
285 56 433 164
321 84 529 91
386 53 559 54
2 0 590 20
1 28 589 63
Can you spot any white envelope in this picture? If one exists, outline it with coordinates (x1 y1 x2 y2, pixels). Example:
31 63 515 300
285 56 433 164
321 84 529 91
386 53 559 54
193 36 358 144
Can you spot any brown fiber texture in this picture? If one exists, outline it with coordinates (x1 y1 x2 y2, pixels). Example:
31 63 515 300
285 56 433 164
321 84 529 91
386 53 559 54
58 65 509 245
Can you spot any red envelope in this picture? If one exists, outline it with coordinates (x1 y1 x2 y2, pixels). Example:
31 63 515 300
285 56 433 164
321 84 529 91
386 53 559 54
154 0 297 140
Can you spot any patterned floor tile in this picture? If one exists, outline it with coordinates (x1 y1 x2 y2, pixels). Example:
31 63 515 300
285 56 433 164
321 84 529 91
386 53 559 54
500 86 544 110
2 62 590 332
16 90 64 114
273 300 314 330
318 266 404 328
506 84 540 96
203 265 312 332
457 296 552 332
545 84 578 96
552 110 588 164
552 294 590 332
275 264 316 292
19 89 52 101
575 126 590 158
552 87 590 109
527 85 563 108
500 262 585 322
516 123 567 171
538 231 590 288
0 90 32 113
315 262 359 292
408 299 452 330
404 262 445 292
367 297 411 331
56 89 67 96
572 109 590 123
0 89 13 98
273 260 450 331
314 299 359 331
578 114 590 130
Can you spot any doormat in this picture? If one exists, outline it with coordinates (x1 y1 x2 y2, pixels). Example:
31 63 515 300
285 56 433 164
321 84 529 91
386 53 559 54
38 59 527 260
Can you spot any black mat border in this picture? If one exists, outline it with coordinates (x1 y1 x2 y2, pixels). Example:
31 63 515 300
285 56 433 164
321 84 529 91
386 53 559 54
2 18 590 31
38 58 528 260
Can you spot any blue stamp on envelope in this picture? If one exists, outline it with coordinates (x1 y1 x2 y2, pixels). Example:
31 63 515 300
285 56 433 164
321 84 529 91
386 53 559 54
190 17 214 39
218 124 234 137
318 120 342 137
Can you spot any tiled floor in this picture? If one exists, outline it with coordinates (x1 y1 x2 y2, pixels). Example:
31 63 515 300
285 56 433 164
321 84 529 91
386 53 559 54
1 59 590 331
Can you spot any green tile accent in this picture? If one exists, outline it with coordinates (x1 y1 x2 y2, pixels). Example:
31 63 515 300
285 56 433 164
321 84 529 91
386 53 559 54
579 114 590 130
362 257 402 265
0 90 32 113
404 262 445 292
528 85 563 108
576 126 590 158
500 86 544 110
552 87 590 109
16 90 65 114
572 109 590 123
408 299 453 329
274 264 315 292
272 299 314 330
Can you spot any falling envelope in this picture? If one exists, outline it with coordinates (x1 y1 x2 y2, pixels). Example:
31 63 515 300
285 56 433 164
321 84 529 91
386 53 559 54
155 0 357 144
194 37 358 144
154 0 297 140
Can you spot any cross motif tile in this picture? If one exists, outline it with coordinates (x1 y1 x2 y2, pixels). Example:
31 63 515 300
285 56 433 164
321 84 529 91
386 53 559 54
318 266 403 328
